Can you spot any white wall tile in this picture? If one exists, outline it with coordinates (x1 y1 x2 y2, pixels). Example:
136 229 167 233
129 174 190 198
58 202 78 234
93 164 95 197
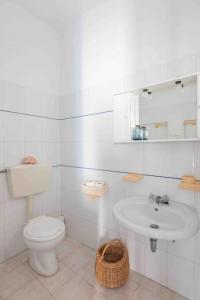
4 113 24 142
5 226 26 259
60 95 72 118
25 88 42 116
0 142 4 170
43 142 59 165
62 211 98 249
24 142 43 162
4 142 24 167
24 116 43 142
124 74 137 91
31 193 45 218
4 197 26 231
0 112 5 142
194 263 200 300
167 179 195 207
126 237 145 274
194 195 200 214
168 238 194 262
145 64 167 86
3 81 26 113
60 113 113 143
194 142 200 178
43 119 59 142
44 182 60 215
194 228 200 265
0 231 5 263
61 141 143 174
142 142 194 178
167 55 196 80
167 254 194 299
41 94 60 118
60 85 113 119
144 246 167 285
0 175 6 204
0 202 4 233
0 80 4 109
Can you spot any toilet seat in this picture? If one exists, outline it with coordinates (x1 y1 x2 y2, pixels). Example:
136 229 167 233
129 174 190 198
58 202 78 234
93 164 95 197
24 215 65 242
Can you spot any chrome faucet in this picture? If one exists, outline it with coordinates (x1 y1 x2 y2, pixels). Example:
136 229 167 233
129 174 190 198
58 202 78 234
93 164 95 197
149 193 170 205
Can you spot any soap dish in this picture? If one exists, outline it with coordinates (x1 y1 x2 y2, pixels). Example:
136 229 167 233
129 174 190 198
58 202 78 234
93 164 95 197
82 181 108 199
179 175 200 192
123 173 144 182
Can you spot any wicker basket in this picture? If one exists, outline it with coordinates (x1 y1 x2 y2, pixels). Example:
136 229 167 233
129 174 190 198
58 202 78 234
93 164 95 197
95 239 129 288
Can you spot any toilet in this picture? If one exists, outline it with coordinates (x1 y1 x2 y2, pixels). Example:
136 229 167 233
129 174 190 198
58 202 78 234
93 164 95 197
7 164 65 276
23 215 65 276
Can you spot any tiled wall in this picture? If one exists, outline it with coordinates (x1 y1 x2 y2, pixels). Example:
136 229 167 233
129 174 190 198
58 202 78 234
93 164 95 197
0 80 61 262
0 0 63 263
60 53 200 300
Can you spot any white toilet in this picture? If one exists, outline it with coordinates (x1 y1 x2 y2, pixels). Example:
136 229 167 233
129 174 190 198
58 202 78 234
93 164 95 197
7 164 65 276
23 215 65 276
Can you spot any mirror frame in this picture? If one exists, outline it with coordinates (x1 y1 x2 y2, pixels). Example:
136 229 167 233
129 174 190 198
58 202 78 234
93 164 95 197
113 72 200 143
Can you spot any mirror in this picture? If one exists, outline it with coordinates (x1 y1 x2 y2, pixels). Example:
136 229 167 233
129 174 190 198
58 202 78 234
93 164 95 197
130 76 199 141
113 74 200 143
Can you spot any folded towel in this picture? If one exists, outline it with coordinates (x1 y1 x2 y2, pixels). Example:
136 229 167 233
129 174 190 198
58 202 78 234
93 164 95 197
84 180 105 188
168 120 184 138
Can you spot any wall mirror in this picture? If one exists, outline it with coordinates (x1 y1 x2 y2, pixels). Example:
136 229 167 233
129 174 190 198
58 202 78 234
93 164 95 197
113 73 200 142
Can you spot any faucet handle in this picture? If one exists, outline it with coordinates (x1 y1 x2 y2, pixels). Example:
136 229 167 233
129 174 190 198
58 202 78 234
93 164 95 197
149 193 155 200
162 195 170 205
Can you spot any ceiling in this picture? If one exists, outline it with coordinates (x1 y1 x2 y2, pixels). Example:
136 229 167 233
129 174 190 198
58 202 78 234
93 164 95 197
7 0 104 32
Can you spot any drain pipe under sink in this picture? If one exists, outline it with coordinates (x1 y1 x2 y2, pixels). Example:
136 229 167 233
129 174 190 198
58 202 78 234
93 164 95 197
150 238 157 252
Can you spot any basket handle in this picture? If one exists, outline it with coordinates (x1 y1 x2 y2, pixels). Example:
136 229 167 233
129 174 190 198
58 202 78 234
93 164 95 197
100 239 123 261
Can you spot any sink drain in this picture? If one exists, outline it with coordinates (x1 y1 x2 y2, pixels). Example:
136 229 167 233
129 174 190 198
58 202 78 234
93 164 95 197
150 224 159 229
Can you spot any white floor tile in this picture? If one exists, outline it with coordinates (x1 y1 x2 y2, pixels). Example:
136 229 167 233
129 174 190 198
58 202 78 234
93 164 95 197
0 264 34 298
56 237 81 261
53 275 94 300
7 279 51 300
62 244 94 272
33 263 75 294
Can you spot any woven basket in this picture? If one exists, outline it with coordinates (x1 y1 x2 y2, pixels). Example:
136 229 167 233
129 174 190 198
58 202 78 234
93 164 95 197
95 239 129 288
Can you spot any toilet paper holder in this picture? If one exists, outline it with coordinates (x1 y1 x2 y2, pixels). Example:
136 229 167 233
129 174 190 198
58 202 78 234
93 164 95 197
82 180 108 199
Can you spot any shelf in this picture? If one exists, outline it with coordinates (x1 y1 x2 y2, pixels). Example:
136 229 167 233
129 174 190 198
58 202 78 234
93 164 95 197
114 138 200 144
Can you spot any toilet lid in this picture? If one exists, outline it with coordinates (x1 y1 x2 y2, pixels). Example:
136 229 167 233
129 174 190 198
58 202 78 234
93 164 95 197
24 216 65 241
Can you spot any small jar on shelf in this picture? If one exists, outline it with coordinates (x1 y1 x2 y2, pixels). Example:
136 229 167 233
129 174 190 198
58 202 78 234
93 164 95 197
141 126 148 140
132 125 142 140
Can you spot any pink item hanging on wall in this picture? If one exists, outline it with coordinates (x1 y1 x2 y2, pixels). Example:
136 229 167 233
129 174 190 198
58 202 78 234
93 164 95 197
22 156 38 165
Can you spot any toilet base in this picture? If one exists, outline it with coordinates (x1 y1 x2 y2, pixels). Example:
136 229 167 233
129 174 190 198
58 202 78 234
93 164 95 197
29 249 59 276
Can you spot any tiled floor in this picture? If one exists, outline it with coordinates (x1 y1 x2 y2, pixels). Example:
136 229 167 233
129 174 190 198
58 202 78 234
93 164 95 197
0 237 188 300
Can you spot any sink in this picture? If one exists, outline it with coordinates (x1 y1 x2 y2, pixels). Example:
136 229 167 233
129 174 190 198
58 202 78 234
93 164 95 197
113 196 200 241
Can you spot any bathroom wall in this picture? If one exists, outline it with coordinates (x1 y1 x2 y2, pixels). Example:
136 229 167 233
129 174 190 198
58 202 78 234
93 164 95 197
0 2 62 262
60 0 200 299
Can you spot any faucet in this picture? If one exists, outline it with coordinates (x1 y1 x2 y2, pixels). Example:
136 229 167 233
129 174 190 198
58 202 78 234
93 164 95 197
149 193 170 205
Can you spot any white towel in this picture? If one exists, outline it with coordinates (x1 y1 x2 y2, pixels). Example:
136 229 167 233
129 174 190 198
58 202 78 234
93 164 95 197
84 180 105 188
168 120 184 138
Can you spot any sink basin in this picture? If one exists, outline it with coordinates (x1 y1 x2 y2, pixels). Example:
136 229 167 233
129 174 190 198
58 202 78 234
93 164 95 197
113 196 200 240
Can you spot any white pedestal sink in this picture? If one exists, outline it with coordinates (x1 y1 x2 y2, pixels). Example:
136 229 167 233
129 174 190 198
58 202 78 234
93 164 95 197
113 195 200 252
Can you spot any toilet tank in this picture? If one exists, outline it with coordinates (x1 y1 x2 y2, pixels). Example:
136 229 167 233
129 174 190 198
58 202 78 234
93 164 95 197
7 164 52 198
